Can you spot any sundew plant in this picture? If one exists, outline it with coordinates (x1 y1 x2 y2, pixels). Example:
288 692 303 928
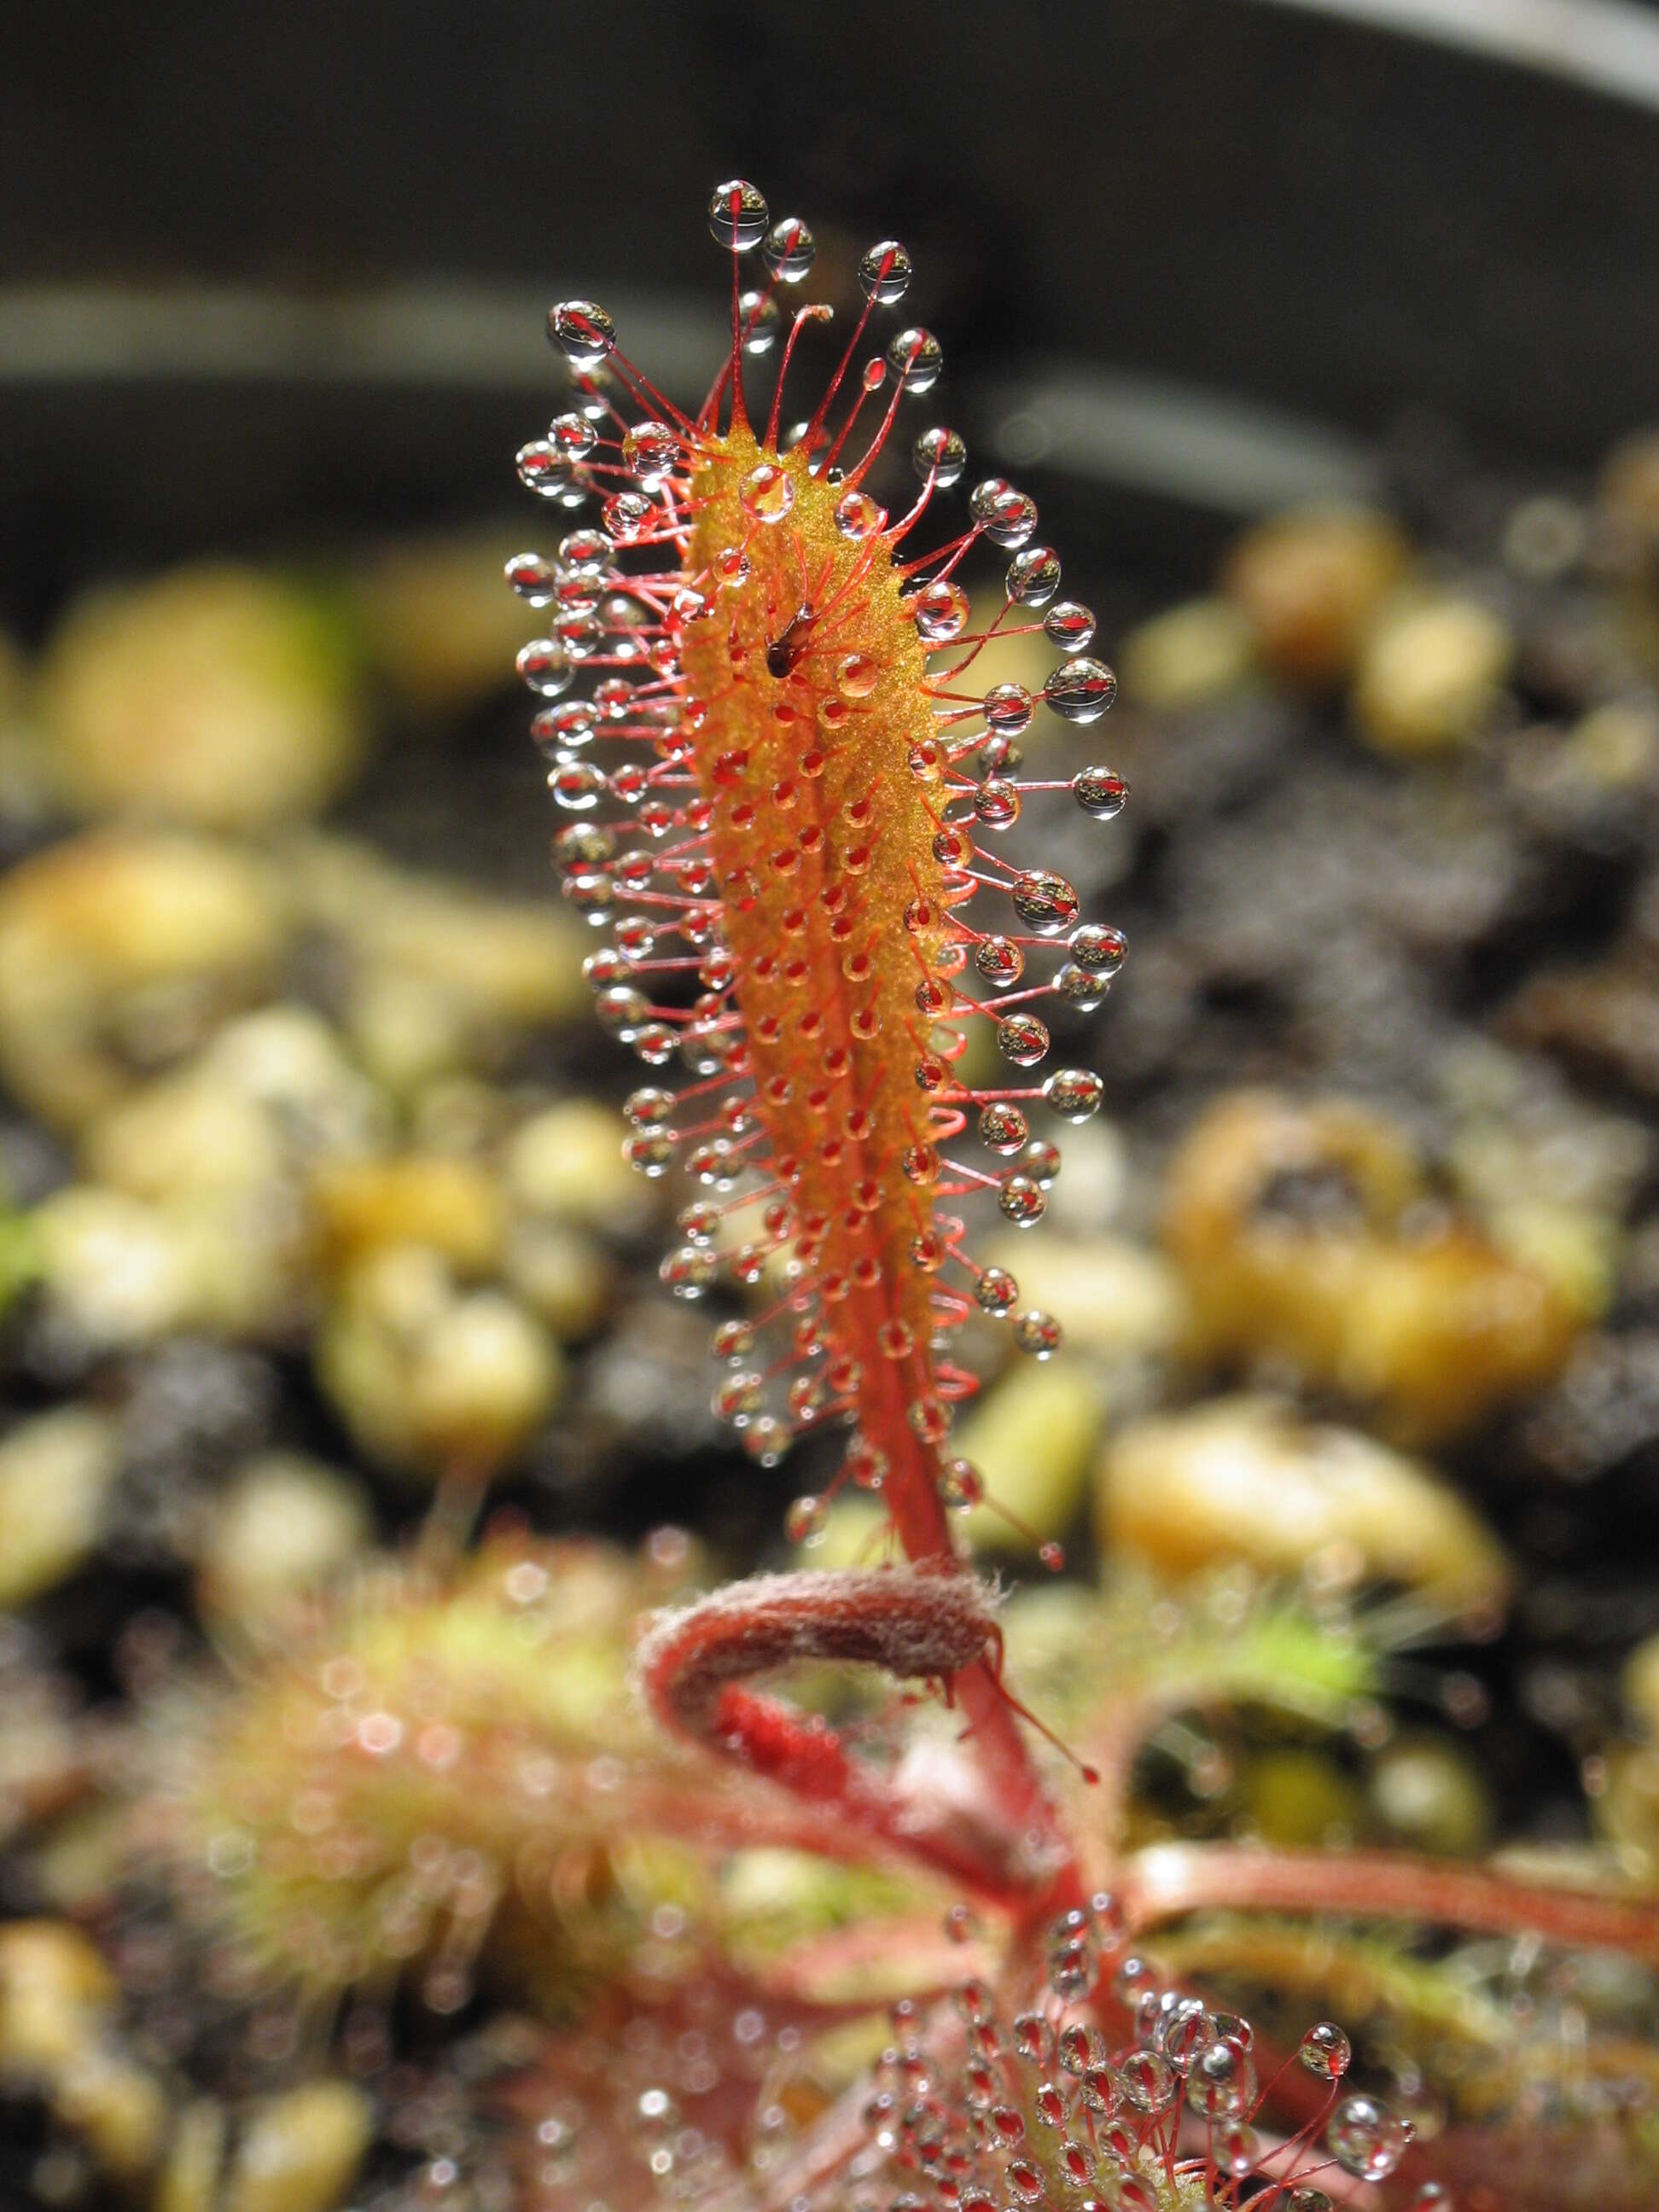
473 181 1659 2212
526 181 1122 1889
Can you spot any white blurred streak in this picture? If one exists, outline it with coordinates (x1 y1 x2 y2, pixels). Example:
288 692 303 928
1260 0 1659 111
983 363 1377 516
0 284 715 389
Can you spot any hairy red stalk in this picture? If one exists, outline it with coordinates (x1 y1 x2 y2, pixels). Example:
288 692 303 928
1124 1840 1659 1967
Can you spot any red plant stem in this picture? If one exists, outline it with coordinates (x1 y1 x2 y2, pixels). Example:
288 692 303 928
686 580 1083 1915
1124 1841 1659 1966
846 1323 1080 1910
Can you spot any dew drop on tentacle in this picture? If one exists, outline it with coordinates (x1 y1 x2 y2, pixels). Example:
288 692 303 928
1068 922 1126 975
1012 870 1080 934
505 550 557 603
548 410 597 457
1044 599 1096 650
996 1012 1050 1066
738 291 781 353
914 578 970 641
1007 544 1062 606
859 238 914 302
971 478 1039 549
547 298 618 367
975 936 1025 987
1044 1068 1103 1121
1072 765 1128 819
999 1175 1046 1228
517 639 573 696
835 489 888 541
887 327 944 392
985 683 1034 736
980 1103 1028 1153
1298 2019 1353 2079
621 421 682 483
516 440 577 498
536 701 595 756
550 761 605 813
707 178 770 250
783 1494 828 1545
601 492 655 544
1012 1311 1062 1359
740 462 795 524
763 215 816 282
1328 2093 1412 2180
914 425 968 484
560 527 610 574
975 779 1022 830
1045 655 1119 722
